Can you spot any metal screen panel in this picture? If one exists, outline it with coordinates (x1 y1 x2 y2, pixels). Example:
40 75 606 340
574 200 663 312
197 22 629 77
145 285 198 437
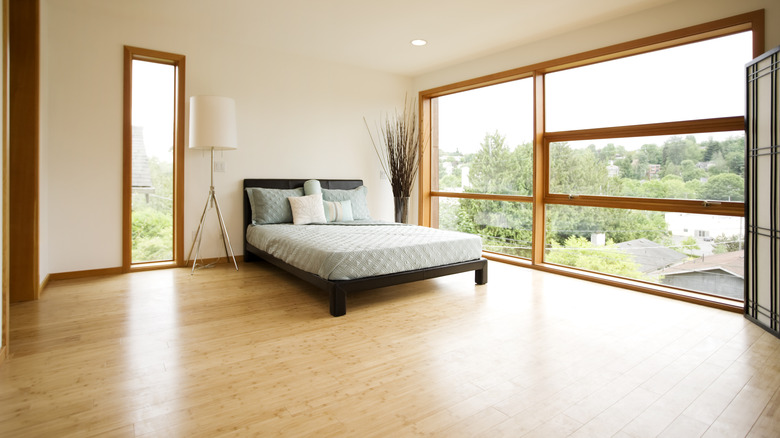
745 46 780 337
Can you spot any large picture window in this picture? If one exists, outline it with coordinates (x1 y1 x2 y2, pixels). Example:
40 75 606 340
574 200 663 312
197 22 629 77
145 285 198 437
420 11 763 308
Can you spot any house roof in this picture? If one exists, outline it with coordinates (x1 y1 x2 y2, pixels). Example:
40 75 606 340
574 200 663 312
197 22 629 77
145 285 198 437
131 126 154 192
656 250 744 278
615 238 688 273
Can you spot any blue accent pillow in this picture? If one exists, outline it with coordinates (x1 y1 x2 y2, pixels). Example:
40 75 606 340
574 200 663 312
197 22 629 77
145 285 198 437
323 200 354 222
322 186 371 220
246 187 304 224
303 179 322 195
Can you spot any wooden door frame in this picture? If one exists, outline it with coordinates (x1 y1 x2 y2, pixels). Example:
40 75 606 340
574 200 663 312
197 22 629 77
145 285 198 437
1 0 9 363
8 0 38 303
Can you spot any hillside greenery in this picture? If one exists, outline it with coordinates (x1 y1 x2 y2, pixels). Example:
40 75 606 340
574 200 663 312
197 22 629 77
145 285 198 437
439 132 744 279
132 157 173 263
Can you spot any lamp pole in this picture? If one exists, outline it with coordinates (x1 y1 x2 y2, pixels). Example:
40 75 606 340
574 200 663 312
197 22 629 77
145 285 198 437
187 147 239 272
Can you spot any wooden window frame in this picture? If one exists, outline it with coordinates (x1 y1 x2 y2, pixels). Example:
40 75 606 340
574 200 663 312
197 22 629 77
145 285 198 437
122 46 185 272
418 10 765 311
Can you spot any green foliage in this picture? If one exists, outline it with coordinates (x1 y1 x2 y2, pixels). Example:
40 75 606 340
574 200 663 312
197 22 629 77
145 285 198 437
441 130 744 281
467 132 532 195
550 142 618 196
132 157 174 262
640 143 663 164
713 234 743 254
132 206 172 262
701 173 744 201
680 160 705 182
661 135 701 168
455 198 533 258
545 236 645 279
545 204 668 245
679 236 700 257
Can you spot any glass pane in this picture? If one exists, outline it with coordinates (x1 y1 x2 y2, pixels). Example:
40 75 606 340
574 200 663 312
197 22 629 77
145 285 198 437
437 197 532 259
546 31 752 131
131 60 175 263
436 78 533 195
545 205 744 300
549 132 745 201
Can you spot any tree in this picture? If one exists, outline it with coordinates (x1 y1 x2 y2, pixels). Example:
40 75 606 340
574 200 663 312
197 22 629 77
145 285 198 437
545 204 668 245
662 136 686 167
467 131 516 194
617 156 634 179
550 142 617 196
684 179 703 199
545 236 645 279
678 236 700 257
713 233 743 254
680 160 705 182
640 143 663 164
457 131 670 263
457 133 534 258
707 151 730 175
702 138 720 162
662 162 680 179
132 207 173 261
726 151 744 176
132 157 173 262
701 173 744 201
682 135 703 163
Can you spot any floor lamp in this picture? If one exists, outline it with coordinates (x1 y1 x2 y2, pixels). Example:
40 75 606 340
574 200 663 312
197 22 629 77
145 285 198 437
187 95 239 272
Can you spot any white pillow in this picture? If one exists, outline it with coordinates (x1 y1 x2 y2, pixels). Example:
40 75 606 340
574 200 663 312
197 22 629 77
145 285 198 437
288 193 327 225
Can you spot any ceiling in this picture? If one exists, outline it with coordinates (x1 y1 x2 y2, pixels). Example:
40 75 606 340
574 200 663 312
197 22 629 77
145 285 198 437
62 0 677 76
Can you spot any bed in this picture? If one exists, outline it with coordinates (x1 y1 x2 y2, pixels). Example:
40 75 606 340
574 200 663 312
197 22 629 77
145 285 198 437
243 179 488 316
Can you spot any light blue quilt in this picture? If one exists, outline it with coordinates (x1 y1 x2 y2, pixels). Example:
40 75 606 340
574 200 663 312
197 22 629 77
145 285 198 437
246 221 482 280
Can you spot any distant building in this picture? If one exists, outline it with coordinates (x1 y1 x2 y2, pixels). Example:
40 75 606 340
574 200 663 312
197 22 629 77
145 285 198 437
606 161 619 178
132 126 155 199
646 164 661 179
656 250 744 300
665 213 743 239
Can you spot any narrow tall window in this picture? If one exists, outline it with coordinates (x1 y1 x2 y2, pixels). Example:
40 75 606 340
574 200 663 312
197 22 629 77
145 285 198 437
123 47 185 270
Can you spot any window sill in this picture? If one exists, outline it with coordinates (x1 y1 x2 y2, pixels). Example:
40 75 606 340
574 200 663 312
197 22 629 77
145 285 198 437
482 251 743 313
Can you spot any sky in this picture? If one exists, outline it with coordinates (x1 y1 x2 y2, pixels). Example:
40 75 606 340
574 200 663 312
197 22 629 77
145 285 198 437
437 30 753 154
132 60 175 163
132 31 753 161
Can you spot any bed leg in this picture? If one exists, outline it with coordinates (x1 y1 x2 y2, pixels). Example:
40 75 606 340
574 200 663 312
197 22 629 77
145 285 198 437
475 263 488 285
329 287 347 317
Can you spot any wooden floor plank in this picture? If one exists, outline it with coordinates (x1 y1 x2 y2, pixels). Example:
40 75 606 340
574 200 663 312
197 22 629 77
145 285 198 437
1 261 779 437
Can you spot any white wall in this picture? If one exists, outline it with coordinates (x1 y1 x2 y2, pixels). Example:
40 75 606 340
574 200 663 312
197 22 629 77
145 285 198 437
42 1 410 274
413 0 780 92
42 0 779 276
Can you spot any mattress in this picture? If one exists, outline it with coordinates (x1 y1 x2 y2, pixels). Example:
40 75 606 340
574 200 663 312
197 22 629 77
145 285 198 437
246 221 483 280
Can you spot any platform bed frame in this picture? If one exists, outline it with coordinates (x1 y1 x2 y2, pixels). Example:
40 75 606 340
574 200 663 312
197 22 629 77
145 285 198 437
243 179 488 316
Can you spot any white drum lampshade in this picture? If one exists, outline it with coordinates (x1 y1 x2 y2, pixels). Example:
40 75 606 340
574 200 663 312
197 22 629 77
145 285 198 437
189 95 237 150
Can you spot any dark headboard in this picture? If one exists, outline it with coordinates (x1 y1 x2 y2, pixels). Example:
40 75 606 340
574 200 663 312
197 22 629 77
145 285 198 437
243 179 363 257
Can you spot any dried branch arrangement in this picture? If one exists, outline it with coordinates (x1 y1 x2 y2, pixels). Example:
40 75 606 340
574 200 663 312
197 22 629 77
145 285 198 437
364 96 421 198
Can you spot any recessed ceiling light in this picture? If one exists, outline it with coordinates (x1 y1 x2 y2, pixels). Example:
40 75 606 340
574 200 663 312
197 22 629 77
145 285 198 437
411 39 427 47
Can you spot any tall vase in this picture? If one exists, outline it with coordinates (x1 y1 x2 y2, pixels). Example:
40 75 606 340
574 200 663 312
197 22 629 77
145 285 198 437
394 196 409 224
